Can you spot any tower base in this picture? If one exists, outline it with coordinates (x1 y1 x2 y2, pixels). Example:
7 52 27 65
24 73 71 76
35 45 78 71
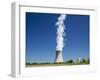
55 50 63 63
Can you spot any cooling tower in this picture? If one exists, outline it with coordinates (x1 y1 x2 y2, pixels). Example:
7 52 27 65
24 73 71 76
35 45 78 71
55 50 63 63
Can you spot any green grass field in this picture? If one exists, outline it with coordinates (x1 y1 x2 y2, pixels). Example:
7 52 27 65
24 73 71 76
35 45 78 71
26 61 89 67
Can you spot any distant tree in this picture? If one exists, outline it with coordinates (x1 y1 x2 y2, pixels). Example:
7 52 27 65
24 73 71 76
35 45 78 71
81 59 86 63
26 62 31 65
42 62 50 64
32 63 38 65
66 59 74 63
87 58 90 63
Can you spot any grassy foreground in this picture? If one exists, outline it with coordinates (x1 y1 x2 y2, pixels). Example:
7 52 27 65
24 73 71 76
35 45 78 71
26 62 89 67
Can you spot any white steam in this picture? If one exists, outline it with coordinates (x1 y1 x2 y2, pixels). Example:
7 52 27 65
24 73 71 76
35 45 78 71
56 14 66 51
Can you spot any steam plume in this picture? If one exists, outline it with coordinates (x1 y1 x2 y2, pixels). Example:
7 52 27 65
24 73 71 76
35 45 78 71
56 14 66 51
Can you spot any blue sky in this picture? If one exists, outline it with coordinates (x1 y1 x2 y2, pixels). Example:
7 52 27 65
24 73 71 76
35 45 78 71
26 12 89 63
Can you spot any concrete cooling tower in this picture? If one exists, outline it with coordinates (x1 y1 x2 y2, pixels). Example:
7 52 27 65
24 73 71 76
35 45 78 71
55 50 63 63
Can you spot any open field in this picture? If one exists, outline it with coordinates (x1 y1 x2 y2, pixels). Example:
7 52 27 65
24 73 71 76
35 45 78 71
26 62 89 67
